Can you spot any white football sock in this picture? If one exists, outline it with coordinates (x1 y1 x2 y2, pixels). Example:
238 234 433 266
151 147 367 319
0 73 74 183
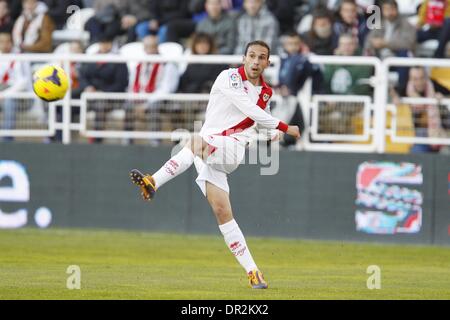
152 147 194 189
219 219 258 273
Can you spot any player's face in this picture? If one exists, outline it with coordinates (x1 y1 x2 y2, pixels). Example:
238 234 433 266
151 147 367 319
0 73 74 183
243 45 270 80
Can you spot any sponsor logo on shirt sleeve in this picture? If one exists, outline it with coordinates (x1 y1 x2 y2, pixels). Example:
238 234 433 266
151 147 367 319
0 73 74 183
229 71 242 89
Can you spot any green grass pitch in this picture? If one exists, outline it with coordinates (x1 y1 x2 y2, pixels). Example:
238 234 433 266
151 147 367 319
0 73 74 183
1 228 449 299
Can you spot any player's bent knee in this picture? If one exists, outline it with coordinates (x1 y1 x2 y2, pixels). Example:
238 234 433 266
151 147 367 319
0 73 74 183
210 201 232 222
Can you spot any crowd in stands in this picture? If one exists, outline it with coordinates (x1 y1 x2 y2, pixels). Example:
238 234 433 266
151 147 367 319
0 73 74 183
0 0 449 152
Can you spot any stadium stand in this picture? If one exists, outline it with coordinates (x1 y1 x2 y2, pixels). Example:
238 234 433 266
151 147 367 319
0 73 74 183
0 0 449 153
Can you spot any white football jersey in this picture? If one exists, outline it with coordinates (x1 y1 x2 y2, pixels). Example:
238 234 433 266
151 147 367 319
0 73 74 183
199 66 287 144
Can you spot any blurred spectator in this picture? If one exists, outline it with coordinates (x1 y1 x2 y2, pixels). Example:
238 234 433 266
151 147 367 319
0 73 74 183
124 34 179 136
234 0 279 54
120 0 153 43
68 41 84 98
81 0 93 8
416 0 450 58
301 7 337 55
266 0 296 34
84 0 121 44
271 93 305 148
12 0 54 53
178 32 228 93
0 32 31 142
52 40 84 143
333 0 368 47
275 32 312 148
364 0 416 58
404 66 445 153
196 0 236 54
320 33 373 136
163 0 208 44
324 33 373 95
0 0 14 33
5 0 22 21
75 35 128 142
365 0 416 92
135 0 193 43
41 0 72 30
278 32 323 96
75 36 128 96
222 0 244 12
129 35 179 95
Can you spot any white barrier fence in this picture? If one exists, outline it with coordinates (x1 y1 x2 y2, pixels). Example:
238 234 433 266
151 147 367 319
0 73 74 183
0 53 449 152
300 55 387 153
384 57 450 147
0 53 280 144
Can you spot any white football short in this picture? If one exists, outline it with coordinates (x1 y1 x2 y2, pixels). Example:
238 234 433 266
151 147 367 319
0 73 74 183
195 134 246 196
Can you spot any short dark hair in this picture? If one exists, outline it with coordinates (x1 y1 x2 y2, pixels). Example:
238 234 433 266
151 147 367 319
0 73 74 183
244 40 270 57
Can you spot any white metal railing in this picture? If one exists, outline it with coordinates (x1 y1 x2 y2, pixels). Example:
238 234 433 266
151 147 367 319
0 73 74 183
303 55 383 153
384 57 450 148
0 92 56 137
79 92 284 141
1 54 450 152
310 95 372 142
80 92 210 140
389 97 450 145
0 53 280 144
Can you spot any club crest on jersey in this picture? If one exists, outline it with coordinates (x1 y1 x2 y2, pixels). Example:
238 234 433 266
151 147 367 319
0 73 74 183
229 71 242 89
263 93 270 102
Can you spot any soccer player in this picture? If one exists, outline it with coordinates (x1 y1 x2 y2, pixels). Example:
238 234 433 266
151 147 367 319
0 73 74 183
130 40 300 289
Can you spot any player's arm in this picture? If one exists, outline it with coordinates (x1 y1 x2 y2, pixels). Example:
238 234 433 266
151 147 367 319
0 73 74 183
218 71 300 138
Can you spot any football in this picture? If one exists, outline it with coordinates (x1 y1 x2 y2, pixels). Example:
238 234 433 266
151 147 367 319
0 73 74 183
33 65 69 102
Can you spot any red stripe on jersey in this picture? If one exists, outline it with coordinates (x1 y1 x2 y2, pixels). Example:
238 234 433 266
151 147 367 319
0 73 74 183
221 66 272 136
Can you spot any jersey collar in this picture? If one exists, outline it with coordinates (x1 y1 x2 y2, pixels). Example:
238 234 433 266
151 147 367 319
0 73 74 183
238 65 269 88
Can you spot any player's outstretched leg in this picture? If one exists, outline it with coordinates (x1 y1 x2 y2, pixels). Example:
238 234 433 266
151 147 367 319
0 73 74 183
130 136 205 201
206 182 268 289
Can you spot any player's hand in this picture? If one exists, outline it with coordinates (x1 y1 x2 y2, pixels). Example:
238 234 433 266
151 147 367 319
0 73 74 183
286 125 300 139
